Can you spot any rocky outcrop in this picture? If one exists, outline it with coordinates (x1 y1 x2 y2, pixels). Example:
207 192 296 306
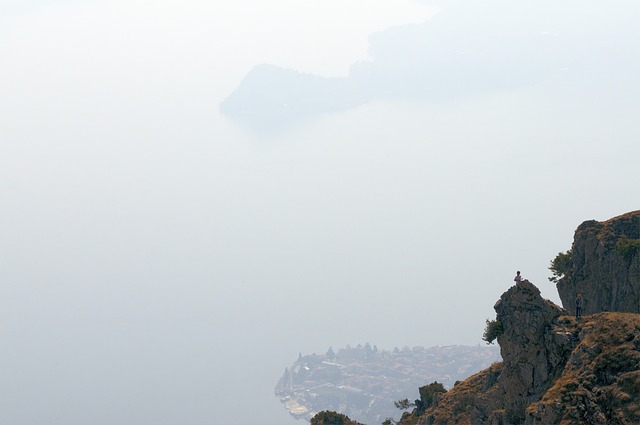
398 280 640 425
412 281 571 424
314 212 640 425
489 281 569 423
556 210 640 315
526 312 640 424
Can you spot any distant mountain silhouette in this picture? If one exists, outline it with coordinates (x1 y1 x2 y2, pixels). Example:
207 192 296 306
220 64 368 117
220 0 638 131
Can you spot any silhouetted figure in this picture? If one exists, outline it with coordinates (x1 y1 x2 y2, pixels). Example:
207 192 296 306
575 293 583 319
514 271 523 283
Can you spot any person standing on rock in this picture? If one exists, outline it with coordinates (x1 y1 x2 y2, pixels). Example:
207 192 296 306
514 271 523 283
575 293 583 319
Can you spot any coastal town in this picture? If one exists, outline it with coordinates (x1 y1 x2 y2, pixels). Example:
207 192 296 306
275 344 500 424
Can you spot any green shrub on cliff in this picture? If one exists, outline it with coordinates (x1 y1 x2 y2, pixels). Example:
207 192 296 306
394 399 415 410
548 250 572 283
482 319 503 345
311 411 363 425
417 382 447 413
616 236 640 261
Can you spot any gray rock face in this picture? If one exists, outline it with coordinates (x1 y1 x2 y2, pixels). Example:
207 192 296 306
556 211 640 315
416 281 574 425
491 281 569 424
403 279 640 425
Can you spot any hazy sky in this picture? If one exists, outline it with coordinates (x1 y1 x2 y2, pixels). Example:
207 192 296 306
2 1 640 424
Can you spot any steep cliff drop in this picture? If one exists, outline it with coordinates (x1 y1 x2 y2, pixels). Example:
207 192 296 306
555 210 640 315
315 212 640 425
397 280 640 425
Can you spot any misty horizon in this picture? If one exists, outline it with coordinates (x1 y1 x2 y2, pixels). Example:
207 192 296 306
2 1 639 424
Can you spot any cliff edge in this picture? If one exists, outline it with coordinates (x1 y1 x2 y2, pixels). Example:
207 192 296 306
397 281 640 425
555 210 640 314
312 212 640 425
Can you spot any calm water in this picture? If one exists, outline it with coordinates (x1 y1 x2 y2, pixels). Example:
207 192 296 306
2 1 640 424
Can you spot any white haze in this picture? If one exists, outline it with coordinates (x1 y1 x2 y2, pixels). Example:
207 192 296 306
1 1 639 424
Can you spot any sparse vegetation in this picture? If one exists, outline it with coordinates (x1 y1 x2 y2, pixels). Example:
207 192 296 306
394 398 415 410
401 365 503 425
482 318 503 345
527 312 640 424
311 411 363 425
308 212 640 425
548 250 572 283
616 236 640 261
419 382 446 408
394 212 640 425
415 381 447 415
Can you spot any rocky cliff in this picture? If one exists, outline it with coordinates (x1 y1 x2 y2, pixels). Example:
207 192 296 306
488 281 569 423
555 210 640 315
396 280 640 425
314 211 640 425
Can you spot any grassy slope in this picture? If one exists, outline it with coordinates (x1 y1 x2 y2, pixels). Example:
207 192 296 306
528 313 640 424
400 312 640 425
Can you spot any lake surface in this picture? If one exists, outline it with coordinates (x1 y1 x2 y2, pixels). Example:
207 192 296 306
2 1 640 424
4 90 636 424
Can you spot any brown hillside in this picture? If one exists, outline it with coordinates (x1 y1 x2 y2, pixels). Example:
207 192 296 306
398 285 640 425
527 312 640 424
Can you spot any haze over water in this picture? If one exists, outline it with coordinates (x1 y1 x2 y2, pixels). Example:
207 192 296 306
2 1 640 424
